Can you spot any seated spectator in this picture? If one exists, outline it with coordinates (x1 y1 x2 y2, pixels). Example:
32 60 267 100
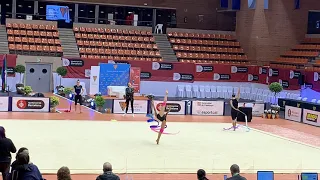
226 164 246 180
57 166 71 180
197 169 209 180
0 126 16 180
11 147 29 170
9 151 44 180
96 162 120 180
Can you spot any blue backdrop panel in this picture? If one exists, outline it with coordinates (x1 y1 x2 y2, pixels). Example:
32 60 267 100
248 0 256 9
46 5 70 23
264 0 269 9
221 0 228 8
99 63 131 95
232 0 241 10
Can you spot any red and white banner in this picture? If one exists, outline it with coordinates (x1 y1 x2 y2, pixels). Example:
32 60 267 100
194 64 267 83
130 67 141 93
191 101 224 116
11 97 50 112
268 68 301 90
284 105 302 122
0 97 9 111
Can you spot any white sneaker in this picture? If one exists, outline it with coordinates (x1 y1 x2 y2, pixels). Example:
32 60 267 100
132 114 134 117
122 113 126 117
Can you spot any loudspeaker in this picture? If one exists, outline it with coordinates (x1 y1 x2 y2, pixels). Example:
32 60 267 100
298 75 305 85
32 93 45 97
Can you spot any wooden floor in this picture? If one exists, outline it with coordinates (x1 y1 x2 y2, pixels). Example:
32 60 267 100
1 95 319 180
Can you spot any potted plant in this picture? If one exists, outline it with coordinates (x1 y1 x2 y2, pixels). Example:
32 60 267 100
263 110 267 118
50 96 60 113
23 86 33 96
15 64 25 94
63 87 73 97
95 95 105 112
267 109 272 119
56 67 67 96
269 82 283 104
271 110 276 119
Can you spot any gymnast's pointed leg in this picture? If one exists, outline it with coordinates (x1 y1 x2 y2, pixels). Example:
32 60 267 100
156 121 166 145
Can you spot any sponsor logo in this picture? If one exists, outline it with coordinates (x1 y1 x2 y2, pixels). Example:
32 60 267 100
119 102 126 111
67 59 84 67
269 69 279 76
17 99 45 109
259 67 267 74
173 73 194 81
152 62 173 70
306 113 317 122
113 64 118 70
213 73 230 80
288 109 292 117
196 65 213 72
140 72 151 79
156 103 182 112
289 70 301 79
231 66 248 73
93 76 97 82
281 80 289 88
314 72 319 81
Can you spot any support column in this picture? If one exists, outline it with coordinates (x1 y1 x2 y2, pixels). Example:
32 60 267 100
74 4 78 23
34 1 38 15
95 5 99 24
12 0 16 18
152 9 157 33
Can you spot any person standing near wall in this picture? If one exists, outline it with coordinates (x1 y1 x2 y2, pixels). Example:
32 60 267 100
123 82 135 117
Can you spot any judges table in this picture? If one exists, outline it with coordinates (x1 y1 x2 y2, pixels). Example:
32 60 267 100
237 107 252 122
278 98 320 127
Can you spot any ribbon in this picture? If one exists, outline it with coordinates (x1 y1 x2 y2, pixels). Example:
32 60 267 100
147 118 179 135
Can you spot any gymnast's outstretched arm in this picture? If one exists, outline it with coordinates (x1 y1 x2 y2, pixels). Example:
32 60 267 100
151 100 157 115
163 90 168 103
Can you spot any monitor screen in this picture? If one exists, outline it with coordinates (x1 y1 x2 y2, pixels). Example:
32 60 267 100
46 5 70 23
257 171 274 180
301 173 318 180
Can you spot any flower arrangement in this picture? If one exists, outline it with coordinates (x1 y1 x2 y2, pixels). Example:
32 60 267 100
263 109 279 119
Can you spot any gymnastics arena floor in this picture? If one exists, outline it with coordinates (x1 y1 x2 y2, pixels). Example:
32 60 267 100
1 96 319 180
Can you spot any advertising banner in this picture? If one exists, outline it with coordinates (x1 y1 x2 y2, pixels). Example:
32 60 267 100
12 97 50 112
153 100 186 115
269 68 300 90
0 97 9 111
130 67 141 93
113 100 148 114
194 64 267 83
89 66 100 95
302 109 320 127
238 103 264 116
284 105 302 122
99 63 130 95
191 101 224 116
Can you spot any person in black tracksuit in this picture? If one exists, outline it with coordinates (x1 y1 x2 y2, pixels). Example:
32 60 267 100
73 80 84 113
96 162 119 180
230 88 240 131
226 164 247 180
0 126 16 180
123 82 135 117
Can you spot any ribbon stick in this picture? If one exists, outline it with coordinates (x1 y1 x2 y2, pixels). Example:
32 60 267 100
223 109 250 132
147 118 177 135
150 127 180 135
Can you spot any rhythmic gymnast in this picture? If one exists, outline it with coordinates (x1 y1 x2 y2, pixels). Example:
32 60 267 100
230 88 240 131
151 90 171 145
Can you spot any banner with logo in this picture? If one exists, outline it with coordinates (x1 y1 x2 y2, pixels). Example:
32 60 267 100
89 66 100 95
284 105 302 122
99 63 130 95
0 97 9 111
302 109 320 127
238 103 264 116
12 97 50 112
153 100 186 115
130 67 141 93
113 100 148 114
194 64 267 83
0 54 17 76
191 101 224 116
269 68 300 90
62 58 195 82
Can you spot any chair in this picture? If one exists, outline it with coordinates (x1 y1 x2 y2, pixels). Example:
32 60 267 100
227 86 233 98
176 85 185 98
245 87 251 100
302 97 308 101
296 97 302 100
192 85 200 98
216 86 222 98
210 86 217 98
311 99 317 103
205 85 211 98
240 87 246 99
250 87 258 100
185 85 192 98
154 24 163 34
222 86 228 99
199 85 205 98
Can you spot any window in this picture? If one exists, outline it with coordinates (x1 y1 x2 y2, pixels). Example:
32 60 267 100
16 0 34 15
78 4 95 23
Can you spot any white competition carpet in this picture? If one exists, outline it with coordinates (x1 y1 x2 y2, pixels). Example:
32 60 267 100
1 120 320 174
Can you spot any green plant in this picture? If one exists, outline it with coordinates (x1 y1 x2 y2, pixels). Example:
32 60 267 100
50 96 60 107
64 87 73 95
269 82 283 104
14 64 25 84
56 67 67 86
23 86 33 95
95 96 105 107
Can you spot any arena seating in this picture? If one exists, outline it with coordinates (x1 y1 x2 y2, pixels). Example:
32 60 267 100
271 37 320 66
6 22 62 56
167 31 248 64
73 26 162 61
